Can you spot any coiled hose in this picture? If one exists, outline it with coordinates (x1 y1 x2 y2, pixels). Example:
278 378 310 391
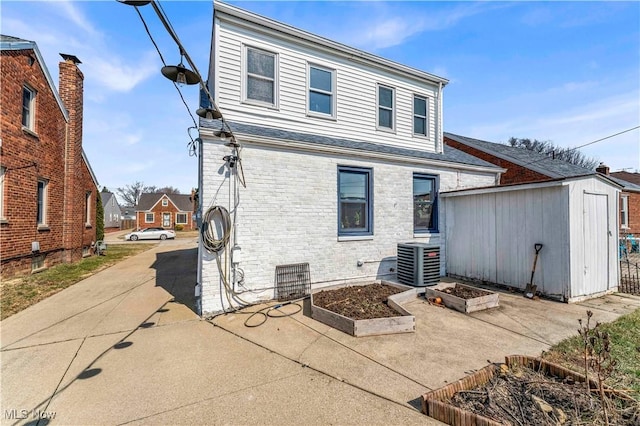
201 206 231 254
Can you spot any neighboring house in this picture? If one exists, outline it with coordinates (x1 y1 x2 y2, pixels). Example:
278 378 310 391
134 193 195 230
196 3 504 315
101 190 122 230
444 132 599 185
0 35 99 277
610 170 640 237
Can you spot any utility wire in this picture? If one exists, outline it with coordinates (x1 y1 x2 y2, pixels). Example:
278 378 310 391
518 125 640 169
134 5 198 129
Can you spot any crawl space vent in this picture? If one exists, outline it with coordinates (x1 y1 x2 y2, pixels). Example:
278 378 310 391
275 262 311 301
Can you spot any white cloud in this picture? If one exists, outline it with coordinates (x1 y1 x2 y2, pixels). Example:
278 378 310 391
340 2 498 51
57 0 98 37
83 51 159 93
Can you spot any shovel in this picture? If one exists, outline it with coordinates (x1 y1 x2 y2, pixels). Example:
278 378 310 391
525 243 543 299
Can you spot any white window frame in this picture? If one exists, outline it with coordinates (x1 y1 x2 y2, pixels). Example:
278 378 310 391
0 166 5 221
37 179 48 227
307 63 336 119
621 195 629 229
242 45 279 109
413 94 429 138
145 213 154 223
22 85 36 132
162 199 168 207
85 191 92 226
376 84 395 132
176 212 188 225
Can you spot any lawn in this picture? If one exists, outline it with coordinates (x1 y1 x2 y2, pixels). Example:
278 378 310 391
1 244 153 320
543 308 640 400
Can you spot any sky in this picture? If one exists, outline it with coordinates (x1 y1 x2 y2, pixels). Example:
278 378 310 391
2 1 639 199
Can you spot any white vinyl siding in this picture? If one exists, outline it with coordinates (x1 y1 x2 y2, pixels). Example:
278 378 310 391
214 20 438 152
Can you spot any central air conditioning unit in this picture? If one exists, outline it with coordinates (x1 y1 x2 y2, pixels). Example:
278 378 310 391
396 242 440 287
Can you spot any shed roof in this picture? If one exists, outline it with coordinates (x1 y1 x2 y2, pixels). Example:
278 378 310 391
444 132 596 179
202 121 502 171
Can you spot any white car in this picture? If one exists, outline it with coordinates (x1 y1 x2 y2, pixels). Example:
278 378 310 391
125 227 176 241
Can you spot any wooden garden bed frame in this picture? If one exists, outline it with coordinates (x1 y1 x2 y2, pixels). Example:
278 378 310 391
310 281 417 337
425 283 499 313
420 355 617 426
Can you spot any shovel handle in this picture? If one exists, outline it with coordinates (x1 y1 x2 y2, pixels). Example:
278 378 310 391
534 243 543 254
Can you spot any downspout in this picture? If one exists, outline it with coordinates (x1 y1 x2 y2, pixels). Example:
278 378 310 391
437 81 443 154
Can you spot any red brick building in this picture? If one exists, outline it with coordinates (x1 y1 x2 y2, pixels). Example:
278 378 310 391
1 35 99 277
134 193 195 231
609 171 640 237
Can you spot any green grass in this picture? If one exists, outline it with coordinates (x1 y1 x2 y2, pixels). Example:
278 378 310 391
544 308 640 400
1 244 153 320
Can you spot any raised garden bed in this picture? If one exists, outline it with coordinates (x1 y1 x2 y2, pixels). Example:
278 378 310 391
310 281 416 337
425 283 498 313
421 355 637 426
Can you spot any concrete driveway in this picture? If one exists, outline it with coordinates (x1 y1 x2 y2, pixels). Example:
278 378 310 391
2 238 639 425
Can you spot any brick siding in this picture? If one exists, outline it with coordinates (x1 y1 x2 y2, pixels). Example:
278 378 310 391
1 49 97 277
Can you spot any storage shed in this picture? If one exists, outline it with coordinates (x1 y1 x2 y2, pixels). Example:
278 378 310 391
442 174 621 302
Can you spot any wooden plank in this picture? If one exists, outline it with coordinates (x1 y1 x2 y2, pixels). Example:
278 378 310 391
310 305 354 335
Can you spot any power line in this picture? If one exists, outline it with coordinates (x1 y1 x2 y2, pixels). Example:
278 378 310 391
518 125 640 169
134 4 198 129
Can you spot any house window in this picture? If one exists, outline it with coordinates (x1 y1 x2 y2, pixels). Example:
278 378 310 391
0 166 5 220
162 199 168 207
338 166 373 236
245 46 277 106
85 192 92 225
413 95 428 137
377 85 394 131
308 64 336 118
413 174 439 233
145 213 154 223
37 179 47 226
176 213 188 224
32 254 45 272
621 195 629 228
22 85 36 131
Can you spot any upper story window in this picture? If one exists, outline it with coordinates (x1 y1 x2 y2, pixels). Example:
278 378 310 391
162 199 168 207
621 195 629 228
22 85 36 131
308 64 336 118
244 46 278 107
85 192 92 226
413 173 438 233
413 95 428 137
377 85 395 131
338 166 373 236
37 179 48 226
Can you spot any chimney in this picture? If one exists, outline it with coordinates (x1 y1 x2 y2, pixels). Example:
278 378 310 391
59 53 84 254
596 162 610 175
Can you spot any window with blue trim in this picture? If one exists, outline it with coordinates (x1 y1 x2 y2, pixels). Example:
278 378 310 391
338 166 373 236
413 174 438 233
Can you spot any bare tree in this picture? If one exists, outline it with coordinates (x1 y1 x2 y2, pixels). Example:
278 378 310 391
116 182 182 206
508 137 599 170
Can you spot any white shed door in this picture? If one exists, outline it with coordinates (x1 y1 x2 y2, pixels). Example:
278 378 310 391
583 193 609 294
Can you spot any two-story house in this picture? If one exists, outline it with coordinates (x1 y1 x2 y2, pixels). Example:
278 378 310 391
196 3 503 315
1 35 99 277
